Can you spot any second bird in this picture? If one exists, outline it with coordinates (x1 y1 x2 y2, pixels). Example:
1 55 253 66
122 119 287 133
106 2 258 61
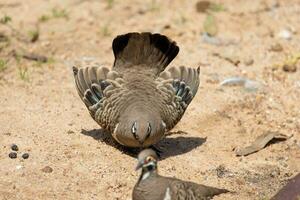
73 32 200 147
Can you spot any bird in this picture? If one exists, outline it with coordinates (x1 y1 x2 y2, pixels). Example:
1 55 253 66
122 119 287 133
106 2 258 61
133 149 230 200
271 173 300 200
73 32 200 148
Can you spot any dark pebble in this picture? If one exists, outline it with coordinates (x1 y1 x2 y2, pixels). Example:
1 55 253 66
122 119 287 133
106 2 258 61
283 64 297 72
22 153 29 159
216 164 229 178
41 166 53 173
11 144 19 151
9 152 17 159
67 130 75 134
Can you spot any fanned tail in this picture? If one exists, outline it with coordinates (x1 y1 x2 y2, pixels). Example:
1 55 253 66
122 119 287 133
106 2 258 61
112 32 179 75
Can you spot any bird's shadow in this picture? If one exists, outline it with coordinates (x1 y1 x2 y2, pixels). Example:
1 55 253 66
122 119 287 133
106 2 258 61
81 129 206 160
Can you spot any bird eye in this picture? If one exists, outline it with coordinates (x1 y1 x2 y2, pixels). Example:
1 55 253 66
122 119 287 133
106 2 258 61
146 156 153 162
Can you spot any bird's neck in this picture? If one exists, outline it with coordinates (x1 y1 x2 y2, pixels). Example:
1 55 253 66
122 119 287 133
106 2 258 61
138 168 157 183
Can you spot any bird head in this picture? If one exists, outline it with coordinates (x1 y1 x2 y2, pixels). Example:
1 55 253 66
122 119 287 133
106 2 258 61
135 149 158 171
113 112 166 147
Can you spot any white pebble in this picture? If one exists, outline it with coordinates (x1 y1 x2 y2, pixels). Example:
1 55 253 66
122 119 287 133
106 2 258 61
16 165 23 170
278 29 292 40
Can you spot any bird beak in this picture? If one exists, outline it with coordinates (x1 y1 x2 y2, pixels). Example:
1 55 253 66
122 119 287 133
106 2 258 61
135 161 144 171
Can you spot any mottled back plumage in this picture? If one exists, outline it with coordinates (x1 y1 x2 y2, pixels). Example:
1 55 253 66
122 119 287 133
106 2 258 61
133 149 229 200
73 32 200 147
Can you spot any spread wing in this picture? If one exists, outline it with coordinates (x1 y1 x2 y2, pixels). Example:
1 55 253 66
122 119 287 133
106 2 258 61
156 66 200 130
72 65 125 130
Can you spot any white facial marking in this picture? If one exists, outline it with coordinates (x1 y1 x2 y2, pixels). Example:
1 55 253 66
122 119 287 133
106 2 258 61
112 123 125 145
163 187 171 200
161 121 166 129
132 121 137 134
147 123 151 134
142 171 150 180
112 123 119 140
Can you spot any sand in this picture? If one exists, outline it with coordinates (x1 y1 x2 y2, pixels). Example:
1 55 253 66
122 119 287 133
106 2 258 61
0 0 300 199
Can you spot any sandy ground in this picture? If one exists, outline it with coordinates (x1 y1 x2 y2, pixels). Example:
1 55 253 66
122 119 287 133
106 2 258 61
0 0 300 199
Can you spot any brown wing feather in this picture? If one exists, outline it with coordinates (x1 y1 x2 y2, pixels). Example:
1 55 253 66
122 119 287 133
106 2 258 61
157 66 200 129
73 65 124 130
169 178 229 199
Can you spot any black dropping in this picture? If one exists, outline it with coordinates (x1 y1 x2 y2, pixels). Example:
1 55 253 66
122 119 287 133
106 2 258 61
11 144 19 151
22 153 29 159
9 152 17 159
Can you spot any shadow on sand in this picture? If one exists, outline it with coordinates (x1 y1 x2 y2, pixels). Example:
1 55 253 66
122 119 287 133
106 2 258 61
81 129 206 160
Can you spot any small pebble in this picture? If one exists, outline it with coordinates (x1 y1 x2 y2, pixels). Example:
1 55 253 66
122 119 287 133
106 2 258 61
9 152 17 159
216 164 228 178
11 144 19 151
278 29 292 40
283 64 297 72
163 24 171 30
270 43 283 52
67 130 75 134
196 1 211 13
244 58 254 66
244 80 261 92
41 166 53 173
22 153 29 159
16 165 23 170
202 33 221 46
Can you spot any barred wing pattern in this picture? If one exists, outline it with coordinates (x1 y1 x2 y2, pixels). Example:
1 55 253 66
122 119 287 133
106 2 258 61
156 66 200 130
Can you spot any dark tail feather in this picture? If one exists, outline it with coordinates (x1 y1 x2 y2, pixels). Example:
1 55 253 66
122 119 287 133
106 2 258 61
206 187 230 198
112 32 179 74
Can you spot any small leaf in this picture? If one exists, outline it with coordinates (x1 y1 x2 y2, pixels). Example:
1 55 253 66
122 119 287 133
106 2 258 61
0 59 7 72
209 3 225 12
28 30 39 42
39 15 50 22
203 14 218 36
0 15 12 24
235 132 291 156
